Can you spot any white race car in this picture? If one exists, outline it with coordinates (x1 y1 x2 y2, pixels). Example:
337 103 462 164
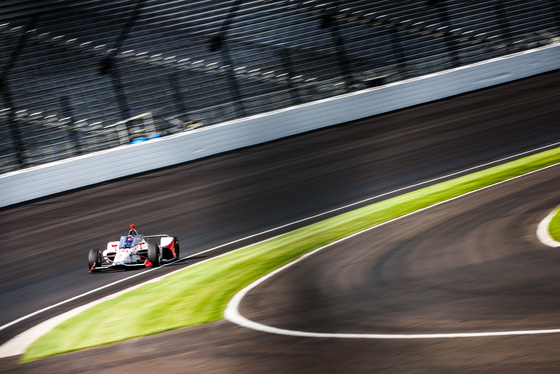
88 225 180 272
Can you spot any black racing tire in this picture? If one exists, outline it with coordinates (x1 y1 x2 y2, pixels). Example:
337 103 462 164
88 248 101 272
173 237 180 259
148 241 160 267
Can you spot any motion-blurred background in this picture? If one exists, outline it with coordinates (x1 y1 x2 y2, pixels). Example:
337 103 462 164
0 0 558 174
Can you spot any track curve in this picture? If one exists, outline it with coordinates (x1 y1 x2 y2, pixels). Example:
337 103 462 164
235 163 560 338
7 120 560 374
1 70 560 372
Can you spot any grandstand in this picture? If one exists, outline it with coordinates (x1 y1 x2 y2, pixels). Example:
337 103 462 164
0 0 558 173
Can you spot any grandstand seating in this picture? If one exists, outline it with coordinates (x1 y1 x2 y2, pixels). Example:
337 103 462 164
0 0 558 173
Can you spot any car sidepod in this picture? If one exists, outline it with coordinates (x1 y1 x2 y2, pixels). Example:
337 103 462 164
103 241 120 262
160 236 180 260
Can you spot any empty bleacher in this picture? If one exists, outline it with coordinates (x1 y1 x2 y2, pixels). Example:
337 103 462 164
0 0 558 173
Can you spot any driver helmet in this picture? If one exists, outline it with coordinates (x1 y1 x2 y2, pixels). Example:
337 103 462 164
126 236 135 247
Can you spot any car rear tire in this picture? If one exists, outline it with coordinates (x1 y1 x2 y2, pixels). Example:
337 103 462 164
148 242 160 267
173 237 180 259
88 248 101 272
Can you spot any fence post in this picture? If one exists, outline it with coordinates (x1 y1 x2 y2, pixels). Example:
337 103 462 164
219 41 246 116
550 0 560 34
320 3 354 90
59 95 82 155
98 0 146 142
493 0 513 48
427 0 461 67
169 72 189 118
100 55 132 142
0 15 40 168
387 26 409 78
209 0 246 117
279 49 302 105
0 79 25 168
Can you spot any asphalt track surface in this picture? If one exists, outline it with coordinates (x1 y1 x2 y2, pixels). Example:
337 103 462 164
1 69 560 372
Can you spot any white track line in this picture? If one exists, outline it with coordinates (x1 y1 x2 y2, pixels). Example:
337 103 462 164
0 284 147 358
225 161 560 339
3 141 557 334
0 235 287 357
2 142 560 357
536 207 560 247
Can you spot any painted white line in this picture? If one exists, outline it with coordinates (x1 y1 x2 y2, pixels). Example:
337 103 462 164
536 207 560 247
0 284 146 358
0 231 292 334
225 161 560 340
4 141 558 334
0 232 291 358
2 142 560 357
0 267 160 333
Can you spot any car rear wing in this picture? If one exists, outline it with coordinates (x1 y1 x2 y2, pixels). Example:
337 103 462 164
143 234 171 239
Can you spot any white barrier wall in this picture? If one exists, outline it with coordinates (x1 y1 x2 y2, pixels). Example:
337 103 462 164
2 44 560 208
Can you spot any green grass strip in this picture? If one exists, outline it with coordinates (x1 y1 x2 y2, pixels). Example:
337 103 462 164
548 207 560 242
23 146 560 362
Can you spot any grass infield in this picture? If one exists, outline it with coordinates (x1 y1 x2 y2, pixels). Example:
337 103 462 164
23 146 560 362
548 207 560 242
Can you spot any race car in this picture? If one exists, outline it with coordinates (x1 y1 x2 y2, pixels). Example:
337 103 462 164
88 225 180 272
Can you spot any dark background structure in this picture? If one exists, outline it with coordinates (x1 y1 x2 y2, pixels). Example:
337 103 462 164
0 0 558 173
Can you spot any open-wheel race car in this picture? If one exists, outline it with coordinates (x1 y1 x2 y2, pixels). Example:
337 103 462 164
88 225 180 272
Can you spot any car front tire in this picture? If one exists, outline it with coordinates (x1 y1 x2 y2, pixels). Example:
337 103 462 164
88 248 101 272
148 242 160 267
